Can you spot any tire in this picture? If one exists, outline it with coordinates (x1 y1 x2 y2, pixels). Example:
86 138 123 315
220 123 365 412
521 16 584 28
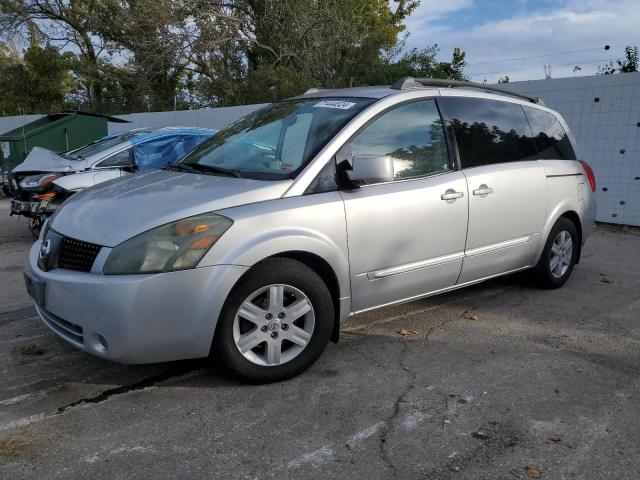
28 217 42 239
533 217 578 289
211 257 334 383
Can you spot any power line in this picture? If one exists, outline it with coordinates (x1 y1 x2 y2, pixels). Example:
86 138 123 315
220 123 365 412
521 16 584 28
465 43 638 66
467 58 615 77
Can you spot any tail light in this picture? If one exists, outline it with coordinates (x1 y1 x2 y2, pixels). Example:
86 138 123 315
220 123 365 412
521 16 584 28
579 160 596 192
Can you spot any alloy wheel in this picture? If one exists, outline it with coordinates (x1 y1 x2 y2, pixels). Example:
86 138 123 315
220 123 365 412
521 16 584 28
232 284 315 366
550 230 573 278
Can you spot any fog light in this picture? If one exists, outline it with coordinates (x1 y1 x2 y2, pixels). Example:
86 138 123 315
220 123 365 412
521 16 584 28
94 334 108 353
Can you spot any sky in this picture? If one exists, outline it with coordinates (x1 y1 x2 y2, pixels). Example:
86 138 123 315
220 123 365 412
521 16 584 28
404 0 640 83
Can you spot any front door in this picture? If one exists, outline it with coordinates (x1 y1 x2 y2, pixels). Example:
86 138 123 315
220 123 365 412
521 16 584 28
340 99 469 312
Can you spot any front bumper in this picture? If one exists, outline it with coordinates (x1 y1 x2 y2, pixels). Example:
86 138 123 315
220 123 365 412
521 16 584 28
11 198 59 217
27 240 248 364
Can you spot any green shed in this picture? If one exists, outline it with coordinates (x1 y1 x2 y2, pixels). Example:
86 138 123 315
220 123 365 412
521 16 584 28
0 111 129 172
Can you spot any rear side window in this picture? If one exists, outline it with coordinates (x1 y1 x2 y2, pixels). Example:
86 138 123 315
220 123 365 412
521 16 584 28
96 148 133 168
350 99 450 180
523 107 576 160
440 97 537 168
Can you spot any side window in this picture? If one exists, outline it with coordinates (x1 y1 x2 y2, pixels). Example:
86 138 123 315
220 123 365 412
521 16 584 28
134 136 194 171
350 99 450 180
523 107 576 160
306 159 337 194
441 97 537 168
96 148 133 168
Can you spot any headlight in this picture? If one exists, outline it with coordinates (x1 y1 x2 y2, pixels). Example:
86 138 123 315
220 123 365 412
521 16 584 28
19 173 61 191
103 213 233 275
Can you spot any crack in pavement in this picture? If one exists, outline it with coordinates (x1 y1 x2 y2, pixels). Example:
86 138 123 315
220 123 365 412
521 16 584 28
0 306 36 326
424 315 458 340
377 339 417 479
0 363 206 433
56 361 205 414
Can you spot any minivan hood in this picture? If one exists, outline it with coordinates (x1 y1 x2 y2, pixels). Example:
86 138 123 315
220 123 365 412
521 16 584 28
50 170 293 247
12 147 89 173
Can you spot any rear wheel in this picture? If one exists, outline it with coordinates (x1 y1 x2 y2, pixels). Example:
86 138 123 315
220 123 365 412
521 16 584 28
533 217 578 289
211 258 333 383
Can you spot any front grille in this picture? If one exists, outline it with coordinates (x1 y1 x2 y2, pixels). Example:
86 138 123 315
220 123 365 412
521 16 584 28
38 307 84 346
57 236 102 272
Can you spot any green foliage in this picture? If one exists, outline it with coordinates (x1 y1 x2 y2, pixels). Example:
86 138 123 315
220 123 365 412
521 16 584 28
0 0 468 114
597 46 639 75
0 38 73 115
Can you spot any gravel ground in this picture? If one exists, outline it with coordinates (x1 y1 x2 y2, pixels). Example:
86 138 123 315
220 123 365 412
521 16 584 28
1 197 639 479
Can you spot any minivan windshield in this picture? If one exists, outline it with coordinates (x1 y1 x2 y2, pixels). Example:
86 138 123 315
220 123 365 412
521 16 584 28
63 131 148 160
180 97 374 179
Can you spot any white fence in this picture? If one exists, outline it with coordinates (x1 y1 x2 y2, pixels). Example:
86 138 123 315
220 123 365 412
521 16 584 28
501 73 640 227
1 73 638 226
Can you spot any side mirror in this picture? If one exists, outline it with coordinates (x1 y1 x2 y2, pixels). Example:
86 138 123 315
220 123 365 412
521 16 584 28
345 154 394 186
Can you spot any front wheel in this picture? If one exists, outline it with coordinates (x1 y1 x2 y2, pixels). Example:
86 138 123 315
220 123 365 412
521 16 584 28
28 216 43 239
533 217 578 289
211 258 334 383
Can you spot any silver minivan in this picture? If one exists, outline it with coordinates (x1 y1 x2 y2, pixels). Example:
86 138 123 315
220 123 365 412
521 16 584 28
24 78 597 382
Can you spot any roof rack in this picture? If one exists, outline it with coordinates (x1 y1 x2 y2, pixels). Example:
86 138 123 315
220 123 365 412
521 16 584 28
390 76 543 105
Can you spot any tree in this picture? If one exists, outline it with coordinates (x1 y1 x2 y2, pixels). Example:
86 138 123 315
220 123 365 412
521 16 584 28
355 43 466 86
0 34 73 115
498 75 510 84
0 0 469 113
0 0 120 112
597 46 639 75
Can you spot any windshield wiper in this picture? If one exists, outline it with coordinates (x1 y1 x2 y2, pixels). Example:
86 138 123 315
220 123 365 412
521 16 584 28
167 163 197 173
185 163 243 178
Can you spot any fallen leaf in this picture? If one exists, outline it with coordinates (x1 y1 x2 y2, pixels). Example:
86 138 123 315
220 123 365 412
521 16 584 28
398 328 419 337
462 312 479 321
525 464 541 478
345 442 355 450
0 436 32 456
548 433 563 443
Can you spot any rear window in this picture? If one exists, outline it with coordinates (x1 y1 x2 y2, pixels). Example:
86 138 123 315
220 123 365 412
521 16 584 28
523 106 576 160
440 97 537 168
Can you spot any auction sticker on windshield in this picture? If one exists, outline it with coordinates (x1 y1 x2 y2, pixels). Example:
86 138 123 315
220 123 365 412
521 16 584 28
313 100 356 110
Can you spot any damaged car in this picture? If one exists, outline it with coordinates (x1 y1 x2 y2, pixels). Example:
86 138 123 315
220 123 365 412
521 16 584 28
7 127 215 236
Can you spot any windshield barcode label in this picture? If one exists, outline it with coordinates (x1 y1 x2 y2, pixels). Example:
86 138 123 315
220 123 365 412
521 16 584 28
313 100 356 110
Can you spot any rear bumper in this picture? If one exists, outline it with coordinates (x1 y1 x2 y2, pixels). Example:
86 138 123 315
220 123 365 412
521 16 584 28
27 240 249 364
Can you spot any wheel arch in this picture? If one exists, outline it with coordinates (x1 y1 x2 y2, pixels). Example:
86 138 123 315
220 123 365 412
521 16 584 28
559 210 583 264
536 205 584 266
269 251 343 343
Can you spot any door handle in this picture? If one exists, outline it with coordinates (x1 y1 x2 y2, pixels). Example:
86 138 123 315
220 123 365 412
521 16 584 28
473 184 493 197
441 189 464 203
